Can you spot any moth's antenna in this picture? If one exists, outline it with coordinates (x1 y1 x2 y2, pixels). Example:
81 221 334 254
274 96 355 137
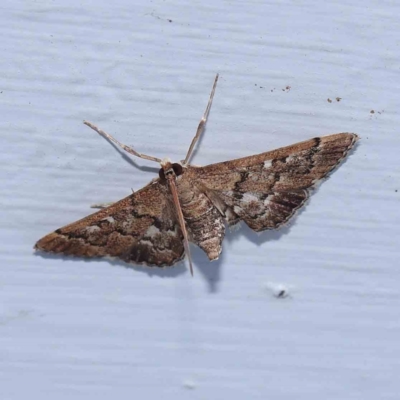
84 121 162 163
183 73 219 166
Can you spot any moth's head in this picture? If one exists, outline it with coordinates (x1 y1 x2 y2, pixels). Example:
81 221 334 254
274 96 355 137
159 157 183 182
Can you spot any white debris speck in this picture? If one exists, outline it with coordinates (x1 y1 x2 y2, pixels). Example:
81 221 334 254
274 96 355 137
263 282 292 298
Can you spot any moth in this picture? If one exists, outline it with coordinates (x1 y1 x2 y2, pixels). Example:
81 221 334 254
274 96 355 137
35 74 358 275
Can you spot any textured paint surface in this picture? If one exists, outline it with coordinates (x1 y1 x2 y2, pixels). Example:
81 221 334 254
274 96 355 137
1 1 400 399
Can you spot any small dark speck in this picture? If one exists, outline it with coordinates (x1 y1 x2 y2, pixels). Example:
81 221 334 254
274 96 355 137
336 97 342 102
259 86 263 89
168 19 172 22
395 190 398 193
370 110 375 114
327 98 332 103
276 290 287 298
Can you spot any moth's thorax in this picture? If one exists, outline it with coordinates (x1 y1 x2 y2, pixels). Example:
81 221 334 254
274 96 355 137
159 158 184 183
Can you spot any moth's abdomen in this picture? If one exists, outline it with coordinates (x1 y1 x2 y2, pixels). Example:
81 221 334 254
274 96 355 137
186 205 225 261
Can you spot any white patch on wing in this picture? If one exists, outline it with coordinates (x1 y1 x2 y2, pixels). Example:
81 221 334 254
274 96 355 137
286 155 295 163
263 160 272 169
263 197 272 206
167 229 179 237
101 216 115 224
233 205 243 215
145 225 160 237
241 193 259 203
85 225 100 233
139 239 153 247
122 221 130 229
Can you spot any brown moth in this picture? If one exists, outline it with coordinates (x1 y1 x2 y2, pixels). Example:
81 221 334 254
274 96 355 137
35 75 358 275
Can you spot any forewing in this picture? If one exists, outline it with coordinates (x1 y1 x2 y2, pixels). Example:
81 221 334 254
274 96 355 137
189 133 358 231
35 181 184 266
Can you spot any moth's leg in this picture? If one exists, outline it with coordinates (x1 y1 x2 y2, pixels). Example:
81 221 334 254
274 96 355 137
84 121 161 163
90 202 115 209
183 73 219 165
166 175 194 276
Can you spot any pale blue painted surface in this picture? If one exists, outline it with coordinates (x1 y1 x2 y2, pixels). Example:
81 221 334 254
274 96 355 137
1 1 399 399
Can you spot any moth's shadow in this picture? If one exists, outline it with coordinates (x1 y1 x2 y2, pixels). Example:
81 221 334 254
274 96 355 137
35 249 222 293
234 221 292 246
34 216 290 293
98 123 206 173
119 247 223 292
99 134 160 174
183 219 293 292
192 246 224 293
34 251 187 278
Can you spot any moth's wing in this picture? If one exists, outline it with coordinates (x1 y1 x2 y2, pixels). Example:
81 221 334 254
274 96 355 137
35 181 184 267
189 133 358 231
